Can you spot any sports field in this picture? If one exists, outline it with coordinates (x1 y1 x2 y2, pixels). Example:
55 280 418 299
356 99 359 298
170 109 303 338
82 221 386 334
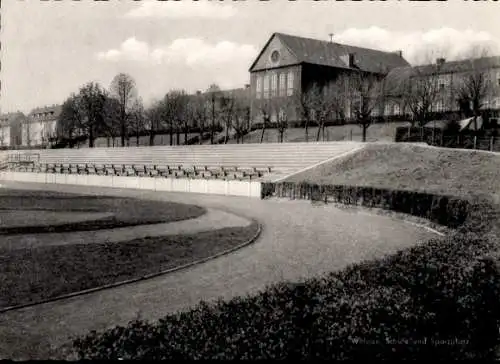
0 181 438 360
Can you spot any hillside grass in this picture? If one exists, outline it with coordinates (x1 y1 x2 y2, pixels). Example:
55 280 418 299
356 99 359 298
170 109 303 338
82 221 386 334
285 143 500 203
228 122 411 144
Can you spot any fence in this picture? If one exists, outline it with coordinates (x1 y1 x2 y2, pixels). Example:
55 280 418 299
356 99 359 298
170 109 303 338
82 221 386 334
395 127 500 152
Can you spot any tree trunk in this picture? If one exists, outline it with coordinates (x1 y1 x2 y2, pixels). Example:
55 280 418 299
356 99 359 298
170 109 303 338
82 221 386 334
88 127 94 148
176 130 180 146
184 128 188 146
316 122 322 141
260 125 266 143
362 124 368 142
225 125 229 144
149 132 155 146
305 121 309 142
136 132 140 147
169 126 173 146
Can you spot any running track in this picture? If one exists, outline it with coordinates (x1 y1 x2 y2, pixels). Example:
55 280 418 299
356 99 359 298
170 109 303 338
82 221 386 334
0 181 439 359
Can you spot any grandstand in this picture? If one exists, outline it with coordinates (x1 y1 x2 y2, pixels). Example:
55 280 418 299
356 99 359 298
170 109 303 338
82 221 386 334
0 142 363 196
1 142 362 181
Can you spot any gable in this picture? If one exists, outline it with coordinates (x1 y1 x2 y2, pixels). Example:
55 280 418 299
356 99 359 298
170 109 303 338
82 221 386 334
249 34 300 72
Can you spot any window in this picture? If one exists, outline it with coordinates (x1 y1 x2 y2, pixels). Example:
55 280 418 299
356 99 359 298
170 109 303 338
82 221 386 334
279 73 286 96
434 100 444 112
279 108 287 122
256 76 262 99
384 103 393 116
263 74 270 99
394 103 401 115
271 72 278 97
287 71 294 96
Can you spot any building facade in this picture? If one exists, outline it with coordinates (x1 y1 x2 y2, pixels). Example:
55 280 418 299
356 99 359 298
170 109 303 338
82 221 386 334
0 112 26 148
23 105 62 147
248 32 410 125
383 56 500 121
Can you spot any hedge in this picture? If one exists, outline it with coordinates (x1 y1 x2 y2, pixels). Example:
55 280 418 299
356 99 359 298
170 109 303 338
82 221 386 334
73 182 500 360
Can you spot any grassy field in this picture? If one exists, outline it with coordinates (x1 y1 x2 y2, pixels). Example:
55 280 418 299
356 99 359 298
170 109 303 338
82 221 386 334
0 189 258 309
285 143 500 202
0 189 205 235
229 122 411 144
0 222 259 309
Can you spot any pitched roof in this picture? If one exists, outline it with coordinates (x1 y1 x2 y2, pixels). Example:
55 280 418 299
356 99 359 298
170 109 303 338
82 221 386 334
413 55 500 76
250 32 410 73
384 55 500 96
28 104 62 121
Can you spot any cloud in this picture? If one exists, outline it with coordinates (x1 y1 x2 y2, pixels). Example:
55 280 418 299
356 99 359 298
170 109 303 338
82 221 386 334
97 37 151 62
334 27 500 64
124 0 237 19
97 37 257 68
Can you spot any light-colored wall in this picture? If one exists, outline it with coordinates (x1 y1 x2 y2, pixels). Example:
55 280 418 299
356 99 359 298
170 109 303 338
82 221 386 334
0 171 263 198
0 126 11 147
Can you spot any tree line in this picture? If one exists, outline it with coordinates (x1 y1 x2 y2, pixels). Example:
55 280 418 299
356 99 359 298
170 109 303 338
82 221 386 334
55 75 252 148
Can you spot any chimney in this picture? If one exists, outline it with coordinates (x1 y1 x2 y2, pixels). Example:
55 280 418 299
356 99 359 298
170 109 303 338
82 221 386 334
394 50 403 58
245 83 250 89
348 53 355 67
329 33 334 43
196 90 202 95
436 58 446 66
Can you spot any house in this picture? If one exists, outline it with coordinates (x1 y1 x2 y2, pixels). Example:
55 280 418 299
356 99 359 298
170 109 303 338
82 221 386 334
248 32 410 125
384 56 500 121
0 112 26 147
23 105 62 147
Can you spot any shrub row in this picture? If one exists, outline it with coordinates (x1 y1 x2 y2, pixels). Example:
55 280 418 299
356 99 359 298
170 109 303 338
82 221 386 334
261 182 471 228
73 183 500 360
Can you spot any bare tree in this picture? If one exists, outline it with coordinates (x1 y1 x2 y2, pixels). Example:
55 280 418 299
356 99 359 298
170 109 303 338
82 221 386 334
401 52 445 127
220 95 235 144
162 90 189 145
344 72 386 142
256 98 278 143
189 93 209 145
455 47 495 130
102 97 121 147
110 73 138 147
232 99 250 144
129 97 146 147
294 86 317 142
145 100 164 146
206 84 221 144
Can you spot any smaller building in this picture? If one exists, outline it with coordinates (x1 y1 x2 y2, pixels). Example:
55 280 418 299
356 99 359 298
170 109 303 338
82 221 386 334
0 112 26 148
23 105 62 147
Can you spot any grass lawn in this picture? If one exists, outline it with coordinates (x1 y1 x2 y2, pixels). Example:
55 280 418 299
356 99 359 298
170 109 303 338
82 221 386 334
228 122 411 144
0 222 259 309
0 189 258 309
0 189 205 235
285 143 500 202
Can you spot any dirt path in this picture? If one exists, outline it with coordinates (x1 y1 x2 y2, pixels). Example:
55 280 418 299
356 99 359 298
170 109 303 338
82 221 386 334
0 182 439 360
0 208 251 250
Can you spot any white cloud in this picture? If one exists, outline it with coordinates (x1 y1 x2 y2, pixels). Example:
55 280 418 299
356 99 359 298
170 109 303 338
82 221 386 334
124 0 237 19
97 37 257 67
334 27 500 64
97 37 151 62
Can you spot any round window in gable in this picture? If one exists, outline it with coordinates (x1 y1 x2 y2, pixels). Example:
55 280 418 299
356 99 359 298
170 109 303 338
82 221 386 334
270 50 280 64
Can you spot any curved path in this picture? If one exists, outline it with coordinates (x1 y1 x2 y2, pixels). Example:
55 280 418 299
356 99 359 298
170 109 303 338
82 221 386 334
0 182 440 360
0 208 251 250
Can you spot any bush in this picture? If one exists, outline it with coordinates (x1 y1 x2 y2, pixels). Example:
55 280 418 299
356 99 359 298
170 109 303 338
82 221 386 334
73 182 500 360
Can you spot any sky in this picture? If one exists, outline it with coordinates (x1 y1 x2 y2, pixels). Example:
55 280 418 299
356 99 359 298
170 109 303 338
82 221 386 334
2 0 500 114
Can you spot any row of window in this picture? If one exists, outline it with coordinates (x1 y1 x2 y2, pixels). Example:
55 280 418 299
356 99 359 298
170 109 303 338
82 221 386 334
255 71 294 99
